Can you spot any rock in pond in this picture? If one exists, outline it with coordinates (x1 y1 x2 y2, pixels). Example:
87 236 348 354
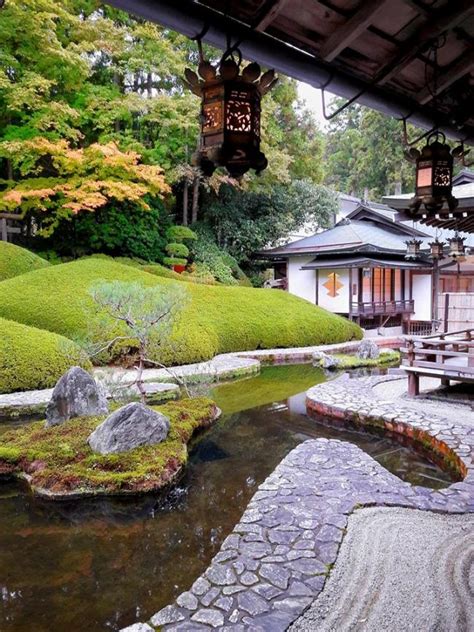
357 339 380 360
88 402 170 455
312 351 340 370
46 366 108 427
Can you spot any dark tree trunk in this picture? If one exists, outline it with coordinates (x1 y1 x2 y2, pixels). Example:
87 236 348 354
182 180 189 226
191 175 200 224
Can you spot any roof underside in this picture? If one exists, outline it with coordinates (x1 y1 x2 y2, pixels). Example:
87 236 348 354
301 255 431 269
107 0 474 144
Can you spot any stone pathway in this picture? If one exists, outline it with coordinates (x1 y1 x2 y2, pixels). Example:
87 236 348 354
125 372 473 631
373 375 474 426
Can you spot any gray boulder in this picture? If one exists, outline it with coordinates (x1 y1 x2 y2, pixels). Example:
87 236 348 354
313 351 340 370
88 402 170 455
357 339 380 360
46 366 108 427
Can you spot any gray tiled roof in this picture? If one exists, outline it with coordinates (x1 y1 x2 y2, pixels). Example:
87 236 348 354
263 219 430 256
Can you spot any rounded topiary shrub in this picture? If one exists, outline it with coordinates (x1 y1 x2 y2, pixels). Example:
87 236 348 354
0 241 50 281
0 318 91 394
0 258 362 367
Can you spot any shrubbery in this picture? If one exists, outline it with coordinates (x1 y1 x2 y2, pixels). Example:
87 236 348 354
0 241 50 281
191 227 250 286
0 258 362 366
0 317 90 394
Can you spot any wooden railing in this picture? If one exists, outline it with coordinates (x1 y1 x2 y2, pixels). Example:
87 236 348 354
401 327 474 395
352 299 414 316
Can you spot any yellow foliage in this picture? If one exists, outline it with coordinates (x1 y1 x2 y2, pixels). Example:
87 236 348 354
0 137 170 222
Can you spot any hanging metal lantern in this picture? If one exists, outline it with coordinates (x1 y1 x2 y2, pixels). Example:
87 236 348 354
428 239 445 259
448 234 466 259
405 238 423 260
183 51 277 178
407 132 458 214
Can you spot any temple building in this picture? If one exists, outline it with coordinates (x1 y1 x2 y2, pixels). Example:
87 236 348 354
259 172 474 333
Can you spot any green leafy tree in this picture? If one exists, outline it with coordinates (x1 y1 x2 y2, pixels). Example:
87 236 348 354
88 280 189 402
324 99 416 199
0 138 170 240
200 180 336 266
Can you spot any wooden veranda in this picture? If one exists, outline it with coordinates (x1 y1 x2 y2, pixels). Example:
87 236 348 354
401 328 474 396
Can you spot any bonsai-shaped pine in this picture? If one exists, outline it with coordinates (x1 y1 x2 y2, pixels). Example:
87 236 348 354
163 225 197 270
88 281 189 403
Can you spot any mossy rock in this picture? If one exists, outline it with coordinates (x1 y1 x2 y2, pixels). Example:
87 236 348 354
0 257 362 366
0 241 50 281
314 350 400 370
0 317 91 394
0 397 219 498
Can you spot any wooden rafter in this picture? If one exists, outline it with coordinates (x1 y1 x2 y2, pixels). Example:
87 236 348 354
417 49 474 105
253 0 290 31
320 0 391 62
402 0 431 18
376 0 474 85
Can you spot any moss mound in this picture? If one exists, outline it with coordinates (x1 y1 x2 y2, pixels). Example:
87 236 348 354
0 317 91 394
0 398 218 497
0 241 50 281
0 258 362 365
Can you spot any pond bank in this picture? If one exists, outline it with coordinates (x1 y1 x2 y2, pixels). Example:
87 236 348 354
0 337 401 419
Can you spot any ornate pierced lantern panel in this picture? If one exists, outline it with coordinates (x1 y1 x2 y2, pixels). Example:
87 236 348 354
405 238 422 259
414 132 454 201
184 55 277 178
428 239 445 259
448 235 466 259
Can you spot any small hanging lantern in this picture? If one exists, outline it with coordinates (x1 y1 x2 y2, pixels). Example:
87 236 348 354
407 132 458 214
448 233 466 259
428 238 445 259
183 48 277 179
405 238 423 260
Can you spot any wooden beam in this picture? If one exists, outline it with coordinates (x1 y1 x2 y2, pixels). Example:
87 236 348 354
0 212 22 220
402 0 431 18
254 0 290 31
417 49 474 105
320 0 391 62
376 0 474 85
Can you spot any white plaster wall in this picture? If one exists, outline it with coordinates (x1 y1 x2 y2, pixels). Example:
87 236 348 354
412 274 432 321
318 268 350 313
287 256 316 303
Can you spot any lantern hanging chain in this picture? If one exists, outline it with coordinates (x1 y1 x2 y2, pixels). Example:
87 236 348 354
424 33 446 106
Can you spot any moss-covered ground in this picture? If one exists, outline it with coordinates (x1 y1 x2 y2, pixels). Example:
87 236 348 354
0 317 91 394
0 257 362 366
0 241 50 281
313 350 400 370
0 398 218 498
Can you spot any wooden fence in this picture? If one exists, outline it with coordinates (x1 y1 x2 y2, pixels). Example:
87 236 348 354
0 213 22 242
438 293 474 331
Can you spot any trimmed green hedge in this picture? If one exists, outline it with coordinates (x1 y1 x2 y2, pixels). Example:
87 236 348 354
0 317 91 394
0 258 362 365
0 241 50 281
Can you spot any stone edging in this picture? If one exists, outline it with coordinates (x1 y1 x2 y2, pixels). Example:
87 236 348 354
126 373 473 631
0 338 400 419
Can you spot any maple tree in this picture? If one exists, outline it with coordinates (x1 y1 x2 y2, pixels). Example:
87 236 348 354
0 138 169 237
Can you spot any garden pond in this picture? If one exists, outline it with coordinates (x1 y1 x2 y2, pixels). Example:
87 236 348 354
0 364 456 632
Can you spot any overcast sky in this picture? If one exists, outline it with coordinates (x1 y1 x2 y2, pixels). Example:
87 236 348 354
297 82 331 131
